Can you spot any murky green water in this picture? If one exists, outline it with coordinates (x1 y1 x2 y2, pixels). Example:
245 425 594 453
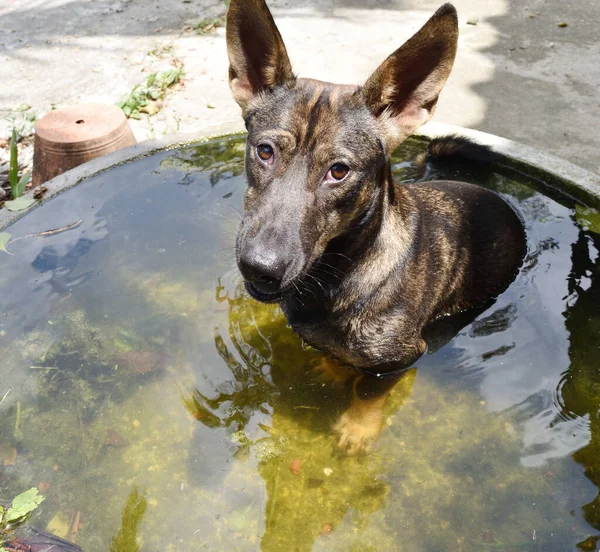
1 136 600 551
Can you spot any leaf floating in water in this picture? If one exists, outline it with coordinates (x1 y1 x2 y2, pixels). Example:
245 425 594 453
115 350 169 375
575 205 600 235
0 232 14 256
5 488 45 523
105 429 130 447
0 232 12 255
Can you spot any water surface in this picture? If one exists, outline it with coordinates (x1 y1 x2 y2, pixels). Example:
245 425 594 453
1 136 599 551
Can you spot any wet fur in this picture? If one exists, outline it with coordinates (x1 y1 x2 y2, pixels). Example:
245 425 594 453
227 0 526 453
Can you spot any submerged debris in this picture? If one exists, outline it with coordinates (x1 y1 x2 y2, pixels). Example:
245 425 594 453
115 350 169 375
105 429 130 448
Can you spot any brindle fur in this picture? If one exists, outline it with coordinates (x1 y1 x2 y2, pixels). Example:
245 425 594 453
226 0 526 454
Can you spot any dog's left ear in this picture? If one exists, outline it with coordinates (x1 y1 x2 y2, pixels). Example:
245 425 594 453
361 3 458 153
226 0 295 113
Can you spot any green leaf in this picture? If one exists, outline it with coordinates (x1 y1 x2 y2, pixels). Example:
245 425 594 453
16 103 31 112
575 205 600 235
9 128 18 193
4 197 36 212
0 232 12 255
15 171 31 198
5 488 45 522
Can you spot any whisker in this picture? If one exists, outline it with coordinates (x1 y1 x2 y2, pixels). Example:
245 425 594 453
312 264 345 281
226 205 244 221
292 282 307 307
297 278 318 300
303 272 327 293
321 251 353 264
209 212 242 228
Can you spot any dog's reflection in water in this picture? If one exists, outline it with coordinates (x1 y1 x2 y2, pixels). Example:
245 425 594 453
187 282 485 457
181 282 496 549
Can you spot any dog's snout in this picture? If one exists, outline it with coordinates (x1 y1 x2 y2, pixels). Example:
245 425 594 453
239 246 286 290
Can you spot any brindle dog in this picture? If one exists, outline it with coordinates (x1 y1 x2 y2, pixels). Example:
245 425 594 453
226 0 526 454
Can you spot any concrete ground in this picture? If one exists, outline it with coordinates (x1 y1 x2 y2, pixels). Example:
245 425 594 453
0 0 599 176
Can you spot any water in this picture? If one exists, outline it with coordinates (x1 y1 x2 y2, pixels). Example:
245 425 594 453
0 135 599 551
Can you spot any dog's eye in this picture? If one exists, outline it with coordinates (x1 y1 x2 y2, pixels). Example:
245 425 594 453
256 144 274 163
326 163 350 182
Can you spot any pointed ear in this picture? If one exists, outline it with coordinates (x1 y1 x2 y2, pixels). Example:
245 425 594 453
361 3 458 153
226 0 295 112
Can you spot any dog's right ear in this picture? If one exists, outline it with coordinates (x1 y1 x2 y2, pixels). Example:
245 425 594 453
226 0 295 113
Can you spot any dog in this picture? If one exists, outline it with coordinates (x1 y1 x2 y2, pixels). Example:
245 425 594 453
226 0 526 454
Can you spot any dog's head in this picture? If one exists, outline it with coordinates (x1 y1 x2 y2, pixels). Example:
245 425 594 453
227 0 458 303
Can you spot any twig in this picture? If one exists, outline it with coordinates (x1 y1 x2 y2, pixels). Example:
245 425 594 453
39 336 56 363
70 510 81 542
10 220 83 244
267 470 280 528
0 388 10 408
13 400 21 438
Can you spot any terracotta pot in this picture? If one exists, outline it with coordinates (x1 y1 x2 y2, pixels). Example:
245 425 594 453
32 104 136 186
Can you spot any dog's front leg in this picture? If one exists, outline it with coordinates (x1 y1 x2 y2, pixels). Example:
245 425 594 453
333 338 425 456
334 368 418 456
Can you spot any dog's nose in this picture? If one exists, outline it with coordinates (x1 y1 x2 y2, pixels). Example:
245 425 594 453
238 248 286 291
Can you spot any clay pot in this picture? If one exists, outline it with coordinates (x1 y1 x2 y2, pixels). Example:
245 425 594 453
32 104 136 186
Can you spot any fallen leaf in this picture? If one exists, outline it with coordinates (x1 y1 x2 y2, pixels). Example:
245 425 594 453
575 205 600 234
0 232 12 255
4 196 36 212
0 441 17 466
105 429 130 447
323 467 333 476
558 21 568 27
320 523 333 535
308 478 324 489
46 511 71 539
289 458 302 475
139 100 161 115
37 481 51 493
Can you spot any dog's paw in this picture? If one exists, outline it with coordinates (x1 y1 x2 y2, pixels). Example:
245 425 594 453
311 357 354 387
333 406 383 456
